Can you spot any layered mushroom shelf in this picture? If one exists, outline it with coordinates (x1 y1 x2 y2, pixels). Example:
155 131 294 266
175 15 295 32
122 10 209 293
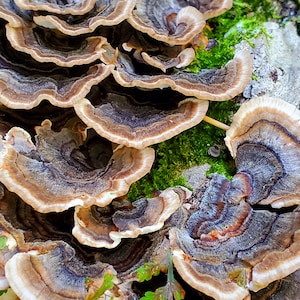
0 1 298 300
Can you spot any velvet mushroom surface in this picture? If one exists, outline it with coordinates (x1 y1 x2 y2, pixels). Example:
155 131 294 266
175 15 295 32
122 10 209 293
33 0 136 36
73 187 191 248
0 182 186 299
74 77 209 149
103 45 253 101
0 120 155 212
0 0 277 299
127 0 233 45
225 96 300 208
170 97 300 300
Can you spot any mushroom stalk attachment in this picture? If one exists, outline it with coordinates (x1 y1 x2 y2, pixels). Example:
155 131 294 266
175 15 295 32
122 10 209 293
203 115 230 131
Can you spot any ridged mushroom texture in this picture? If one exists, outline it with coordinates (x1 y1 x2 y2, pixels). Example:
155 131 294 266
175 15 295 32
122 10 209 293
127 0 233 45
1 98 299 299
74 76 209 149
106 46 253 101
73 186 191 248
33 0 137 36
5 242 117 300
13 0 98 15
225 96 300 208
0 120 155 212
120 27 197 73
0 183 176 299
0 22 113 109
0 0 112 67
0 0 261 299
169 97 300 300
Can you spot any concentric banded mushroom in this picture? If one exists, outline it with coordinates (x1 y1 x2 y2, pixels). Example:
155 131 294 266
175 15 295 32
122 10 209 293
0 182 176 299
13 0 97 15
109 49 253 101
127 0 233 45
195 0 234 20
128 5 205 46
117 25 196 72
33 1 136 36
5 24 110 67
0 1 114 67
73 187 191 248
0 120 154 212
167 97 300 299
138 47 196 72
225 96 300 208
74 77 209 148
170 174 300 300
0 23 113 109
5 241 117 300
0 1 261 299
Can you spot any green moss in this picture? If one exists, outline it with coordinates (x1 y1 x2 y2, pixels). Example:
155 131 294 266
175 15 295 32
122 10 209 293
127 0 280 201
127 101 237 200
188 0 279 72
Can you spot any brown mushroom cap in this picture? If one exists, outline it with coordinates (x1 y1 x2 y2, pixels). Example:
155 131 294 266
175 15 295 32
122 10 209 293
195 0 233 19
33 1 136 36
0 0 28 28
6 23 110 67
0 181 174 299
0 1 114 67
116 24 196 72
170 174 300 300
139 47 195 72
0 23 113 109
127 0 233 46
128 4 206 46
73 204 119 249
0 120 155 212
110 49 253 101
5 241 117 300
73 187 191 248
74 77 209 148
225 96 300 208
249 230 300 292
13 0 97 15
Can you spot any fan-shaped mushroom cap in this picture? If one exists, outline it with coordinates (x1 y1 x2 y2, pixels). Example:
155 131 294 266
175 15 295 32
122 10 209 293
13 0 97 15
0 181 174 299
195 0 233 19
170 174 300 300
110 49 253 101
0 24 113 109
127 0 232 46
139 47 195 72
0 120 154 212
5 23 110 67
225 96 300 208
117 24 195 72
73 187 191 248
5 241 117 300
0 0 113 67
33 1 136 36
74 78 209 148
128 4 206 46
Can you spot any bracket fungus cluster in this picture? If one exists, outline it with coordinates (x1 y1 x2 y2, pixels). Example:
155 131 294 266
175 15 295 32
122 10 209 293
1 0 297 299
170 97 300 299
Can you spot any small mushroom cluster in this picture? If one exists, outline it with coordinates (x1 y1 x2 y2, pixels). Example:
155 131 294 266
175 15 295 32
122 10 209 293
2 0 295 299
